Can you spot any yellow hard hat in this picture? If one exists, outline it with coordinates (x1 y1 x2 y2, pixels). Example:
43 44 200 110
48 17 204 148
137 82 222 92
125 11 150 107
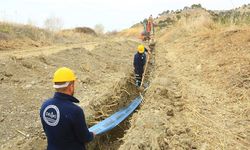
138 45 144 53
52 67 76 82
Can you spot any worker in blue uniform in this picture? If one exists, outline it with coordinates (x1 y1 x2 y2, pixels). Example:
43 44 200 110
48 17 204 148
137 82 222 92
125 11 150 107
40 67 95 150
133 45 150 87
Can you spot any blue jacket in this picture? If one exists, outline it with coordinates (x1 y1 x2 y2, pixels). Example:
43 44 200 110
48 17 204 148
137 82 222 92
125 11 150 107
134 52 147 75
40 92 94 150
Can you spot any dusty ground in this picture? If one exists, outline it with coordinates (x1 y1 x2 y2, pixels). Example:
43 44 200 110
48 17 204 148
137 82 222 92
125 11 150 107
119 26 250 150
0 36 140 150
1 7 250 150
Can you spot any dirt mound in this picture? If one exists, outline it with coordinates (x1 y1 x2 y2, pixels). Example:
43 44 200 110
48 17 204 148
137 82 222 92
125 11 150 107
0 22 98 51
0 22 55 50
74 27 97 36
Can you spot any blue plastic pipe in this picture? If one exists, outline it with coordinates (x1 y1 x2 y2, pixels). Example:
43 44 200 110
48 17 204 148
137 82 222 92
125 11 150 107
89 96 142 135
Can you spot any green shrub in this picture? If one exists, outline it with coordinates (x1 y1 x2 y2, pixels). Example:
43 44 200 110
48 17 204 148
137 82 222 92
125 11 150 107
191 4 202 9
213 11 250 25
0 23 13 34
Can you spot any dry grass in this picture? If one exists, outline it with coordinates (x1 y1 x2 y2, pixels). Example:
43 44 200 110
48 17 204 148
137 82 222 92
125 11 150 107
118 25 143 38
0 22 56 50
56 29 97 43
0 22 97 50
136 6 250 149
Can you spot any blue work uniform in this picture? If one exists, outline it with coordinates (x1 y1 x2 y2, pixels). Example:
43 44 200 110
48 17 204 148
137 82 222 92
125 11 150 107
40 92 94 150
133 51 147 87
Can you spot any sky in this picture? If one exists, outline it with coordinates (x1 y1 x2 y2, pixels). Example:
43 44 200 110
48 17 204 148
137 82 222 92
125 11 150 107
0 0 250 31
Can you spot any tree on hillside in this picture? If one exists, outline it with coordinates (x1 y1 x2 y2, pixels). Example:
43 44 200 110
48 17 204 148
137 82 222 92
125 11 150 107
159 10 170 16
94 24 104 34
183 6 190 10
44 16 63 31
191 4 202 9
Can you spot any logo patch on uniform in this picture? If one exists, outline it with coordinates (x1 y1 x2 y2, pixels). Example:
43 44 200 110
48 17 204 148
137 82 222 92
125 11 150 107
43 105 60 126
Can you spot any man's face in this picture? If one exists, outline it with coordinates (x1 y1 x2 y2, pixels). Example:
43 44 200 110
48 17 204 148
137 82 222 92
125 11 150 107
69 82 75 96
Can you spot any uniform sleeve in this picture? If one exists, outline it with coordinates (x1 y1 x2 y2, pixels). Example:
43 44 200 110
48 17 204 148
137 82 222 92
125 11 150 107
72 108 94 144
134 55 139 74
143 54 147 66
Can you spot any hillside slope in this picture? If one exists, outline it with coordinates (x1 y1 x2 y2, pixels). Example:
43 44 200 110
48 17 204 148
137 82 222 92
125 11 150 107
0 22 97 50
120 7 250 150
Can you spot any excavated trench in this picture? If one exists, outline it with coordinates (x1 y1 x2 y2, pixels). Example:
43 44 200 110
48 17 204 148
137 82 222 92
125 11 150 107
87 74 138 149
0 40 155 149
87 43 156 149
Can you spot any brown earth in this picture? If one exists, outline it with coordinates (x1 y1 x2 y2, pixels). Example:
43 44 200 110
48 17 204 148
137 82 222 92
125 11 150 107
119 19 250 150
1 7 250 150
0 36 141 150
